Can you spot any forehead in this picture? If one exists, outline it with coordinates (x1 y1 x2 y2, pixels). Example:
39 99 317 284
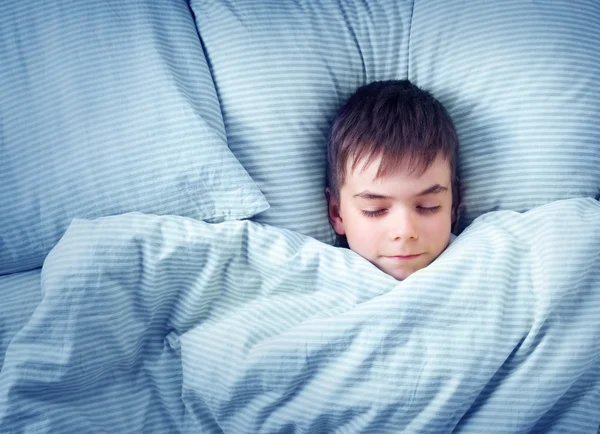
344 153 451 186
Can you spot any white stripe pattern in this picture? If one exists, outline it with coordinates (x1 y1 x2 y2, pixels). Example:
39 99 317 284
191 0 415 245
1 198 598 432
0 0 268 275
408 0 600 231
192 0 600 242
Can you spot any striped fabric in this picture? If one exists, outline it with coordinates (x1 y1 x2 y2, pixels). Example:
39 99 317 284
192 0 600 241
191 0 415 245
1 198 599 433
0 270 41 368
409 0 600 231
0 0 268 275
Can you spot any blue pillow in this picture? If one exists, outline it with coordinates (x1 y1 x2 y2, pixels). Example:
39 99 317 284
0 0 269 275
408 0 600 231
192 0 600 240
191 0 414 245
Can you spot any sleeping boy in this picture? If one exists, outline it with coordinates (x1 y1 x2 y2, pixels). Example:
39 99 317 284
325 80 460 280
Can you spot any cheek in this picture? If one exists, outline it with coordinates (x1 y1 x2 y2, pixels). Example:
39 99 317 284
344 217 379 250
424 212 452 241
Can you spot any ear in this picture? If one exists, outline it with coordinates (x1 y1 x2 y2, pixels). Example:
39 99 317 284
325 188 346 236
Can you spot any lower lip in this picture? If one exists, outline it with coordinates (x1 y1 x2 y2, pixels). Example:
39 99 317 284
386 254 421 261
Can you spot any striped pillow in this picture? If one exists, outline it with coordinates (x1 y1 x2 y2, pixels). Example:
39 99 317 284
0 0 269 275
408 0 600 231
191 0 414 245
193 0 600 239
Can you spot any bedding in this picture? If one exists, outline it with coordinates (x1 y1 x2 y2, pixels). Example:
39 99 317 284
2 0 599 432
0 0 268 275
191 0 414 245
0 270 41 369
1 198 599 433
408 0 600 231
192 0 600 241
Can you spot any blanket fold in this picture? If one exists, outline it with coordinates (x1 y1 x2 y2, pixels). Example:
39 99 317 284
1 198 599 433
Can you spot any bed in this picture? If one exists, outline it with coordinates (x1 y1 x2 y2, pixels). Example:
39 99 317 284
1 0 599 433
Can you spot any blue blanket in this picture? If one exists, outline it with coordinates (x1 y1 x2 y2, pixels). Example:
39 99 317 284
1 198 599 433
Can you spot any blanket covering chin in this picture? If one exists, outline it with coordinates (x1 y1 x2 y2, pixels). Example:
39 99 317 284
0 198 599 433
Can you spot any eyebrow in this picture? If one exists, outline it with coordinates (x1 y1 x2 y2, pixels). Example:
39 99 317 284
416 184 449 196
354 184 448 200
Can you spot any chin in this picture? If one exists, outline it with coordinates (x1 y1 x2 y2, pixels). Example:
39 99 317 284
385 268 415 281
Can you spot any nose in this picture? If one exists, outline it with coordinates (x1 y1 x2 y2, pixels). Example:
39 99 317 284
391 208 418 241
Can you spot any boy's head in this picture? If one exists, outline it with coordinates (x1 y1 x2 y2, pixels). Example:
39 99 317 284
326 80 460 280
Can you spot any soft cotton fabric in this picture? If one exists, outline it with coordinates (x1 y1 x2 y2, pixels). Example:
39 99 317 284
0 0 268 275
192 0 600 241
1 198 598 433
191 0 414 245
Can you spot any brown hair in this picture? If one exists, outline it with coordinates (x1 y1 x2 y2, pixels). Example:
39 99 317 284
326 80 460 219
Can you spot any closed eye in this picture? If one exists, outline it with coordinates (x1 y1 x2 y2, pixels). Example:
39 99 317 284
361 209 387 218
417 205 441 214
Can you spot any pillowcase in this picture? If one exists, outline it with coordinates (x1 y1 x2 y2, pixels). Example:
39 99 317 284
408 0 600 231
192 0 600 240
191 0 414 245
0 0 269 275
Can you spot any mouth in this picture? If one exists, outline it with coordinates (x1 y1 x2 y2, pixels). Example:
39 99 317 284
384 254 422 261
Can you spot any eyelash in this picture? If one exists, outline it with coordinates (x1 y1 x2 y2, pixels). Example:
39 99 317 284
417 205 442 215
361 209 386 218
361 206 441 218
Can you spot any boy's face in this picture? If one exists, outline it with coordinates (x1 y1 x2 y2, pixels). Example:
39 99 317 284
328 154 453 280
